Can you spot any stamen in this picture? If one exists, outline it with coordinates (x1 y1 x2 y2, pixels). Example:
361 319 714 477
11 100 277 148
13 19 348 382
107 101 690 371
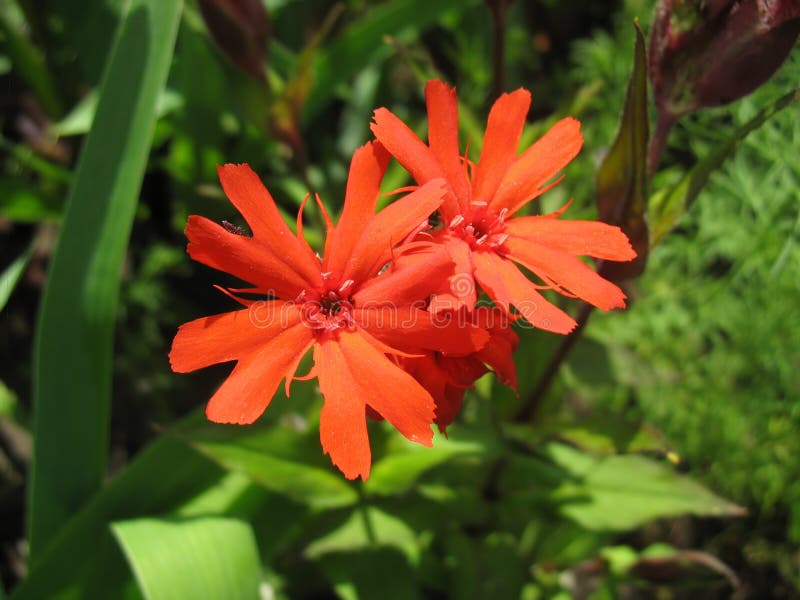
449 214 465 227
471 200 488 207
475 234 489 245
498 208 508 222
494 233 509 246
320 271 332 279
338 279 354 294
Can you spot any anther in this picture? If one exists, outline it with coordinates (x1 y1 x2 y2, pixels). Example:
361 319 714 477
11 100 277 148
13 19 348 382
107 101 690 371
449 215 465 227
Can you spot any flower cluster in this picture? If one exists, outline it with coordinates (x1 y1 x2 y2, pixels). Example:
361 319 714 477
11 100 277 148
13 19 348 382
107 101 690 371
170 80 636 480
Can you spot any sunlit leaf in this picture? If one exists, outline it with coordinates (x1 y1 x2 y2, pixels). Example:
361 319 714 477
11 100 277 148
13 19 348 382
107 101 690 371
112 516 262 600
365 429 498 496
27 0 183 560
50 88 183 137
650 87 800 246
0 244 32 312
178 436 358 510
305 506 419 565
544 444 744 531
12 436 225 599
595 23 649 280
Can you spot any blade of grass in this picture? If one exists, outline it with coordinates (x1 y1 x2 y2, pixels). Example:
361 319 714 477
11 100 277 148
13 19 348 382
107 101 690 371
111 517 262 600
27 0 183 561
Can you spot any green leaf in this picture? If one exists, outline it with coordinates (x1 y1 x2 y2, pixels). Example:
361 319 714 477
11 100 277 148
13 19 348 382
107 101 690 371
508 415 671 456
594 22 649 280
27 0 183 560
50 88 184 137
0 380 18 418
111 516 262 600
12 434 227 600
0 0 63 116
0 179 63 222
544 444 744 531
364 429 497 496
0 245 32 312
305 506 419 565
318 549 421 600
650 87 800 246
181 437 359 510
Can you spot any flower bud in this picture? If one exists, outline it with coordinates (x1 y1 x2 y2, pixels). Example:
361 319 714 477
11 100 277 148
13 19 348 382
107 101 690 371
198 0 270 82
649 0 800 120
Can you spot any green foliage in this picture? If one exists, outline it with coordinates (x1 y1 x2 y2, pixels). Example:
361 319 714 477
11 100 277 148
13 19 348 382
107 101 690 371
112 516 263 600
3 0 798 597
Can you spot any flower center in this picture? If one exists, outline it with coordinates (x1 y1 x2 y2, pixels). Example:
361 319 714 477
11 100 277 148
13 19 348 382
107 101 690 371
449 203 509 250
298 280 356 333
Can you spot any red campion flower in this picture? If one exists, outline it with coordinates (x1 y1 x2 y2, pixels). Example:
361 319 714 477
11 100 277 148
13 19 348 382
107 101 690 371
371 80 637 333
169 141 489 480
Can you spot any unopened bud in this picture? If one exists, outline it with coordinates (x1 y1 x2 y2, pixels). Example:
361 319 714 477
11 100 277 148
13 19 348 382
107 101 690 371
649 0 800 120
198 0 270 82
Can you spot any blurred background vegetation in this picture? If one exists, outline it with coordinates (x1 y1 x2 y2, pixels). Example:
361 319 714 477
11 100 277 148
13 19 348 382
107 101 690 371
1 0 798 598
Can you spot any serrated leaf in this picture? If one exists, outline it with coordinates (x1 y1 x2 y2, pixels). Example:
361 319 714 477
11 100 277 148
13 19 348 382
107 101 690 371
112 516 262 600
650 87 800 246
595 22 649 281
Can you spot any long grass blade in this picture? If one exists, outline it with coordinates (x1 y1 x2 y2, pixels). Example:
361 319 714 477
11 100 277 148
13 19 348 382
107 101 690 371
28 0 183 561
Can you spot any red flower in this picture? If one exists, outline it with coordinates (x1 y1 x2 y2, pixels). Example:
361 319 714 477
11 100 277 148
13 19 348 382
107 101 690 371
401 306 519 433
170 141 488 480
371 80 637 333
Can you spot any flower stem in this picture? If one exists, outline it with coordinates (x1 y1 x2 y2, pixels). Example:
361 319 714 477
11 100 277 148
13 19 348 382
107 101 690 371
515 301 595 422
487 0 513 103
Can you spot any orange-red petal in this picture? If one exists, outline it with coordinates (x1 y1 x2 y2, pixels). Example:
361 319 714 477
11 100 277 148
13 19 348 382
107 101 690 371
204 320 314 424
370 108 444 184
185 215 311 299
506 217 637 261
352 244 452 307
217 164 322 286
504 238 627 311
472 251 577 334
471 88 531 203
324 141 390 279
352 306 489 355
342 179 446 284
472 306 519 389
490 117 583 215
428 236 476 314
170 302 299 372
425 80 470 212
314 330 435 480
